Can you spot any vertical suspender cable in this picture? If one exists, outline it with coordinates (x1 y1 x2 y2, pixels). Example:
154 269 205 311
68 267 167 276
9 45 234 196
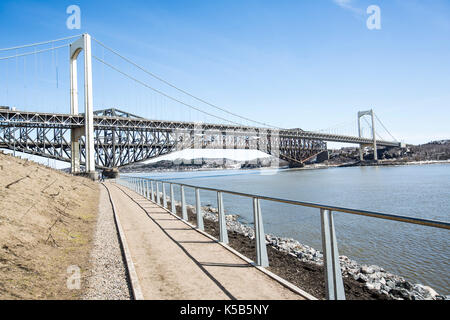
23 54 27 110
56 48 59 89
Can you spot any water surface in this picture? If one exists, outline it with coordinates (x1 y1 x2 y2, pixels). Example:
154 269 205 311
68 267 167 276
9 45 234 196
128 164 450 294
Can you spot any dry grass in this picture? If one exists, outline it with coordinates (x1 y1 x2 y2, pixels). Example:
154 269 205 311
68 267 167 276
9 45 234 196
0 153 99 299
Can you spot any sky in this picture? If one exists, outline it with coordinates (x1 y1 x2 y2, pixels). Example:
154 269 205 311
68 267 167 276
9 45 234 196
0 0 449 146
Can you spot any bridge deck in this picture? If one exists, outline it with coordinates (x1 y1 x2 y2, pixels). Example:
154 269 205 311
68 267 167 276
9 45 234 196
103 182 305 300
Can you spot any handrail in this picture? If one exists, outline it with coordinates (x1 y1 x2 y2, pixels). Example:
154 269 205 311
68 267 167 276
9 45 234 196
122 176 450 230
117 175 449 300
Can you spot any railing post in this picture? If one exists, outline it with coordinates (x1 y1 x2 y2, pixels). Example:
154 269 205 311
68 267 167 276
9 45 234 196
156 181 160 205
145 180 149 199
320 209 345 300
217 191 228 244
253 197 269 267
170 183 176 214
195 188 204 231
162 182 167 208
150 180 155 202
181 185 187 220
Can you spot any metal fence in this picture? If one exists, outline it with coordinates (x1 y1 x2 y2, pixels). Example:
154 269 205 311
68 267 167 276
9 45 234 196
117 175 450 300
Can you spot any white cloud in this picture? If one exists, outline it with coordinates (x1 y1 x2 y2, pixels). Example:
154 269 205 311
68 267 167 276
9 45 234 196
332 0 364 15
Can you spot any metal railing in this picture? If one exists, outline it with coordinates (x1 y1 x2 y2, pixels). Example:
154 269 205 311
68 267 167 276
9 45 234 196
117 175 450 300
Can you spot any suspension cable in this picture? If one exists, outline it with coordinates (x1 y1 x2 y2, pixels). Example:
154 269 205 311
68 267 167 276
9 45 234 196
0 44 69 61
362 116 385 141
314 119 356 134
92 37 282 129
374 113 398 142
0 35 80 52
93 54 250 127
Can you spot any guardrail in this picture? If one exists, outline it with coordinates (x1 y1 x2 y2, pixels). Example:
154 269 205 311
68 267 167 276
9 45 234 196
117 175 450 300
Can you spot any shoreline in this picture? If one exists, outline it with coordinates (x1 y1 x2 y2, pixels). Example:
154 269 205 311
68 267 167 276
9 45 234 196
202 205 445 300
120 159 450 174
165 197 444 300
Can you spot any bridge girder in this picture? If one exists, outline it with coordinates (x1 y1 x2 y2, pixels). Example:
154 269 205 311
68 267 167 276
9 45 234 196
0 108 400 169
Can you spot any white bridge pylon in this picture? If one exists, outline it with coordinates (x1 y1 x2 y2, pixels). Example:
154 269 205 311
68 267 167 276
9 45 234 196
70 33 96 178
358 109 377 161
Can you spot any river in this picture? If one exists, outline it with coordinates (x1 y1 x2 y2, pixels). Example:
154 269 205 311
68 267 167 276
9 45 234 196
127 164 450 295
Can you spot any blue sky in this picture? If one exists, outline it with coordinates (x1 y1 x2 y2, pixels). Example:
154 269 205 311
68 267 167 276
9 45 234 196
0 0 449 144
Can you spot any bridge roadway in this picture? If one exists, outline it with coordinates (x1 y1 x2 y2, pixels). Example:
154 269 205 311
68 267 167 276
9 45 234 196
0 109 401 168
0 109 400 146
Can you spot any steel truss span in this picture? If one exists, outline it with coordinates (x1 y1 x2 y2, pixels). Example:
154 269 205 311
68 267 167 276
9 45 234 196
0 109 399 169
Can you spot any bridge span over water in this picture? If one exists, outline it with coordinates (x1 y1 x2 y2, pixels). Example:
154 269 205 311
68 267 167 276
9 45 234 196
0 34 402 177
0 107 401 171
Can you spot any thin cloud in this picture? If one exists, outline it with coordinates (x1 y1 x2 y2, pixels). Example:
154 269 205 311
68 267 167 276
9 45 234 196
332 0 364 15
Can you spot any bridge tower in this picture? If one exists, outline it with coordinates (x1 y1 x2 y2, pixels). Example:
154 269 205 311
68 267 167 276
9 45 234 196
69 33 97 179
357 109 378 161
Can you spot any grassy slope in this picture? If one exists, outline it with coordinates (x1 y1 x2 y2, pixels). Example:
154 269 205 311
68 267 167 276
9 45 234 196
0 153 99 299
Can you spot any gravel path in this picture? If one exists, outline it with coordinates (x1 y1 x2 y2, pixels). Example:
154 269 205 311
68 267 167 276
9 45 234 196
82 185 131 300
107 182 305 300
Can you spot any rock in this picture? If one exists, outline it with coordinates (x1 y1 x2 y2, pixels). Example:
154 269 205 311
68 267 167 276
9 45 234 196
361 265 375 274
411 292 425 300
390 288 412 300
386 280 396 289
396 281 413 291
380 290 390 296
313 251 323 258
365 282 381 291
201 202 443 302
368 272 382 282
413 285 439 299
355 273 369 283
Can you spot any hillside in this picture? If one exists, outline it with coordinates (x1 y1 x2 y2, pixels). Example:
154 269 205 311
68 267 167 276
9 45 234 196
0 152 99 299
327 140 450 165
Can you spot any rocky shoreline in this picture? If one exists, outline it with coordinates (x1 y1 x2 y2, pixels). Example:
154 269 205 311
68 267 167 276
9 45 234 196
187 203 446 300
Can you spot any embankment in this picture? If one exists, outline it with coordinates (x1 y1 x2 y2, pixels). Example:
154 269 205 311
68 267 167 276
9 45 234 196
164 197 443 300
0 152 99 299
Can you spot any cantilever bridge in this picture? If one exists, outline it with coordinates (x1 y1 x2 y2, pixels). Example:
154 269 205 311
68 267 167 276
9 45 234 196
0 34 402 177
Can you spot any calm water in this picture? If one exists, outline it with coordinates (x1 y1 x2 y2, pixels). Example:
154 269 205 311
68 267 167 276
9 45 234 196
129 164 450 294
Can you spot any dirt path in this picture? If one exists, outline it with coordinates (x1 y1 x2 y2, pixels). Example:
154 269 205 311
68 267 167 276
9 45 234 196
104 182 305 300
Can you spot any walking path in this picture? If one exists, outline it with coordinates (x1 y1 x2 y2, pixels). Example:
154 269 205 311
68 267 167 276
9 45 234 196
103 182 306 300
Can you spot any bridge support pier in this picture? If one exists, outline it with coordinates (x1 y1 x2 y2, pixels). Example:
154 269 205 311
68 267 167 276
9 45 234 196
70 127 84 173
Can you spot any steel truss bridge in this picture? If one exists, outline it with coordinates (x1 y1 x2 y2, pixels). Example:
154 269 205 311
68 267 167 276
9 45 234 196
0 34 402 176
0 108 401 169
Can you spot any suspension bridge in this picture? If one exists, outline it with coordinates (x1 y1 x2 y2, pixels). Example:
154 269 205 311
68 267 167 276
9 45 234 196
0 34 403 179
